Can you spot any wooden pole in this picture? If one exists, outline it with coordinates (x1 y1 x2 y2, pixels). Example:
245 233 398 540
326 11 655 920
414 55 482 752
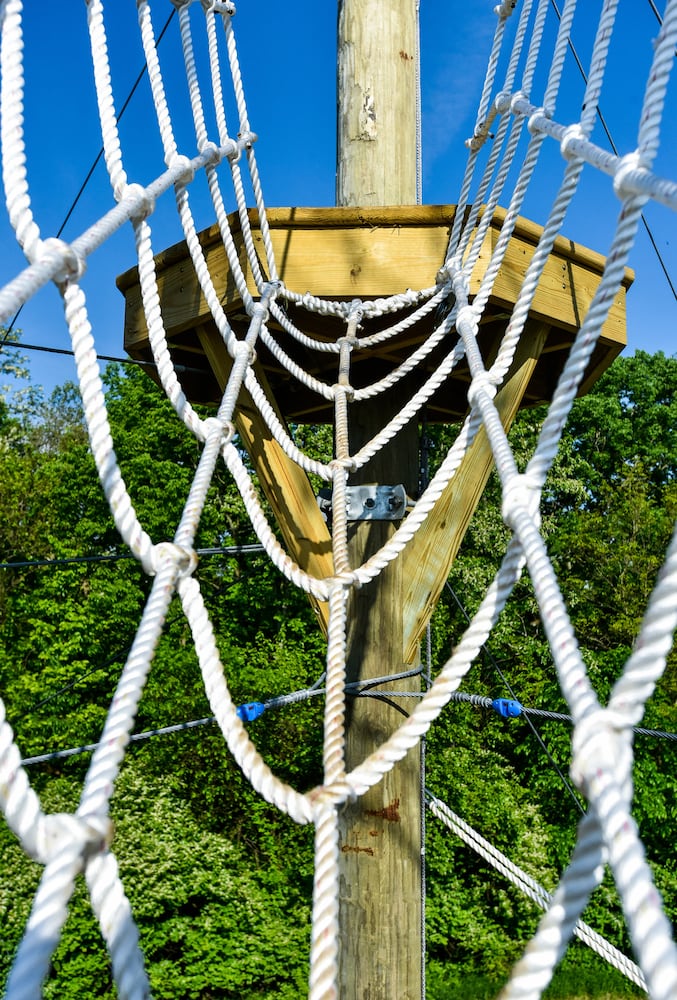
338 404 422 1000
337 3 422 997
337 0 418 206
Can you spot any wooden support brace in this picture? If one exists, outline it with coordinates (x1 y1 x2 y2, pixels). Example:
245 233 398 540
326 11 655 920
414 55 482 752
196 324 333 631
401 321 550 662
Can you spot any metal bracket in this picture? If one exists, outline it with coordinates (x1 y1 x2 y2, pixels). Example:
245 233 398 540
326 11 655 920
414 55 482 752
318 484 407 523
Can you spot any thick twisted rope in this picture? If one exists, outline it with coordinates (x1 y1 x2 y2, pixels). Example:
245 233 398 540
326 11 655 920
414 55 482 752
1 1 676 997
427 792 648 993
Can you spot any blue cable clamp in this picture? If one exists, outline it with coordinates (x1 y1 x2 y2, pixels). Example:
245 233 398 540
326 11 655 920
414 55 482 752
492 698 522 719
236 701 265 722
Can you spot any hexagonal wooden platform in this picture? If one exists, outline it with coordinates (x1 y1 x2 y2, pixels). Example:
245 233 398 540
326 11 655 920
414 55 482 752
117 204 631 424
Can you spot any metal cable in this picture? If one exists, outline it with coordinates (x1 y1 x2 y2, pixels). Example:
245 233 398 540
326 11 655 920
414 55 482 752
21 675 676 770
444 581 586 816
0 544 265 571
0 337 206 376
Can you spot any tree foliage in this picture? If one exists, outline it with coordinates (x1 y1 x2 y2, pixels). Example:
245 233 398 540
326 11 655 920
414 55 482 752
0 349 674 996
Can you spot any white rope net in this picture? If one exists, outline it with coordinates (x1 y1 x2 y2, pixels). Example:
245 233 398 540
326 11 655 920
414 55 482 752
0 1 675 997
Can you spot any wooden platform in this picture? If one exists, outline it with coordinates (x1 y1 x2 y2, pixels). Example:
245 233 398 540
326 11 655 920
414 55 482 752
117 204 631 423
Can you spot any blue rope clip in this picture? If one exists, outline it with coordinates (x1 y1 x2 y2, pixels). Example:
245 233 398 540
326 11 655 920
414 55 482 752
236 701 265 722
492 697 522 719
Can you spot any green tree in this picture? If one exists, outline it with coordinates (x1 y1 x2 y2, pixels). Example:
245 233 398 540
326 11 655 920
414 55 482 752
0 361 325 995
0 350 675 996
423 351 677 988
563 349 677 498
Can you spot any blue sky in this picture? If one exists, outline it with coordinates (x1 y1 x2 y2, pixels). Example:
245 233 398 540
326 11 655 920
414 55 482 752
0 1 674 399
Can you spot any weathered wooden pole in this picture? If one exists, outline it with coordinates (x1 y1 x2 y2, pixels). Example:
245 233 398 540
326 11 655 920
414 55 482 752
337 3 423 998
337 0 418 207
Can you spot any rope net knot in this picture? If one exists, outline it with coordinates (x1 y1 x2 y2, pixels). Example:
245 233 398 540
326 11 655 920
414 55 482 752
202 414 236 445
35 813 114 868
613 151 652 204
120 182 156 220
37 238 86 285
559 123 587 162
570 709 635 803
168 152 196 185
501 473 542 532
467 372 498 407
147 542 199 578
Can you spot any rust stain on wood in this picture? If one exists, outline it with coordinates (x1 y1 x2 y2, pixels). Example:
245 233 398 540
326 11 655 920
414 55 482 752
341 843 375 856
365 798 401 823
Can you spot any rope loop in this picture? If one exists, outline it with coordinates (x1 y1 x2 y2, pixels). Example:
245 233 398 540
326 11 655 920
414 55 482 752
226 138 242 163
202 415 236 446
199 140 222 167
501 472 542 532
40 238 86 285
494 90 512 115
253 280 281 322
234 339 257 365
494 1 517 19
307 778 356 814
333 379 355 405
148 542 198 579
169 153 196 186
466 128 488 153
613 151 650 203
328 576 352 599
509 90 528 116
527 106 548 135
329 456 357 475
436 260 456 286
452 269 471 303
120 182 156 221
250 301 270 324
467 372 497 408
333 568 362 591
337 335 358 352
456 303 479 336
570 709 634 799
201 0 236 14
560 123 586 162
36 813 113 867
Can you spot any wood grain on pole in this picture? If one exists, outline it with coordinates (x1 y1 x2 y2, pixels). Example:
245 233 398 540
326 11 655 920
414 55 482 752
339 400 422 1000
337 2 423 996
337 0 418 207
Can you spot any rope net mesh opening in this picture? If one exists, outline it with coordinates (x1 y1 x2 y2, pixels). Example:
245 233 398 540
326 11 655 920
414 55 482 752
0 0 676 997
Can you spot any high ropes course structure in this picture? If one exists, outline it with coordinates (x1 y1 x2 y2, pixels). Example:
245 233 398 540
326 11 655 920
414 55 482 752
0 1 676 997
